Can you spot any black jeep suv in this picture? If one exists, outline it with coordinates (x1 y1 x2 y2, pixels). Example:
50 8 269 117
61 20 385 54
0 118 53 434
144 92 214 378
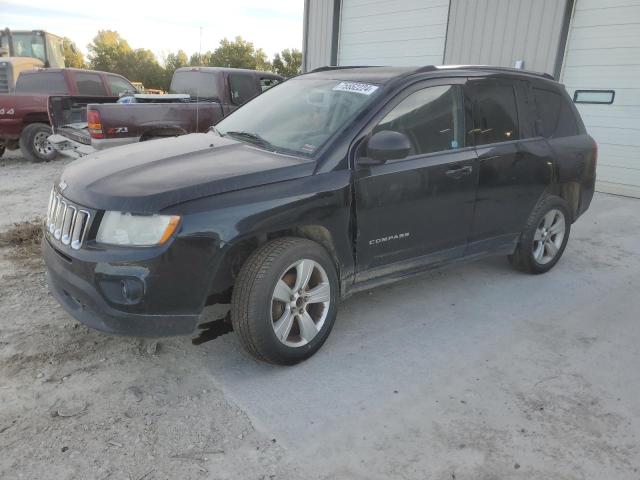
43 65 596 364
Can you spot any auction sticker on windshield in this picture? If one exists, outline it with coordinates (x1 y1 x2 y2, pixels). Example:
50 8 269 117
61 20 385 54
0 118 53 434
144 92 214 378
333 81 379 95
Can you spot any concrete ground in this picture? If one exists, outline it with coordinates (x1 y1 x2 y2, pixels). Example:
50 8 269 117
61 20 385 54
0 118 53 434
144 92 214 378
1 149 639 479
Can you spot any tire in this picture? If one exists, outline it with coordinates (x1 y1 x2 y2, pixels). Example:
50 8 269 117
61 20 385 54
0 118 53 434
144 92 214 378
231 237 339 365
19 123 57 163
508 194 571 274
0 143 5 158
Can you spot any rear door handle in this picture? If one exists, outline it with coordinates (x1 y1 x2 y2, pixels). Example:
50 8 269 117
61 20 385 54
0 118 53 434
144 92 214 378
445 165 473 178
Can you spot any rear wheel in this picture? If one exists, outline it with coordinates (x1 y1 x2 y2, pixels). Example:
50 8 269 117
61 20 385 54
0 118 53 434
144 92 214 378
19 123 57 162
509 194 571 274
231 237 338 365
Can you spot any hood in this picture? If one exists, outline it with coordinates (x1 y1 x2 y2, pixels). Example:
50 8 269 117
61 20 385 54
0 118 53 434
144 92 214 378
59 133 315 213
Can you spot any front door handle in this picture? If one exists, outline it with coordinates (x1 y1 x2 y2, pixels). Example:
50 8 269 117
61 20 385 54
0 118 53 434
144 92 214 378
445 165 473 178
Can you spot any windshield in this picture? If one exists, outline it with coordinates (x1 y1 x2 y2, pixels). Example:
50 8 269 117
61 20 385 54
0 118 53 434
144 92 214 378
169 71 219 100
215 78 381 157
2 32 46 62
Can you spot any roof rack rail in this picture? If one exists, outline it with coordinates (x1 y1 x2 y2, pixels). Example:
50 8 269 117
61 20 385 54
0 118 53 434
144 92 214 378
446 65 555 80
411 65 437 74
310 65 377 73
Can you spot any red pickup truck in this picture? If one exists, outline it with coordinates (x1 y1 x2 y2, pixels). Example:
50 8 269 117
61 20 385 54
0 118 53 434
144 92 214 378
47 67 284 158
0 67 135 161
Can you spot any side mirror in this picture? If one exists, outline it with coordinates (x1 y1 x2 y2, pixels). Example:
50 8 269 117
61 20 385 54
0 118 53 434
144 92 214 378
366 130 411 163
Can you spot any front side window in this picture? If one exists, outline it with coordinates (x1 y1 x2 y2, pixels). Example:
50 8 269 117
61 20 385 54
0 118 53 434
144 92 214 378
15 72 68 94
216 78 381 157
75 72 107 95
374 85 465 156
229 74 257 105
471 82 519 145
107 75 135 96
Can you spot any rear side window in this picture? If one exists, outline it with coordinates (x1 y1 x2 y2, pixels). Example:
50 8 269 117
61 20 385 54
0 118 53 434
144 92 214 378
471 82 519 145
106 75 135 96
75 72 107 95
15 72 68 94
229 74 257 105
260 77 280 92
533 87 579 138
375 85 465 156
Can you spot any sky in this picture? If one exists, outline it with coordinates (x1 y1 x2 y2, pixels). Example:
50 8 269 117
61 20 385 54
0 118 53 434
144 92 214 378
0 0 304 62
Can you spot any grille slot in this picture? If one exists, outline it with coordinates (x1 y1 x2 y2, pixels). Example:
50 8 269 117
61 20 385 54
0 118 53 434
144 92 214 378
46 189 91 250
0 65 9 93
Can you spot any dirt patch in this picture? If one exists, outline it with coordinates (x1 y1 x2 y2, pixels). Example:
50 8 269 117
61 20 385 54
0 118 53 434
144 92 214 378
0 217 43 262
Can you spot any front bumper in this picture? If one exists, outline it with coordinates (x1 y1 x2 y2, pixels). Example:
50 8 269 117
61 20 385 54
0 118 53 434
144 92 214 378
43 237 200 337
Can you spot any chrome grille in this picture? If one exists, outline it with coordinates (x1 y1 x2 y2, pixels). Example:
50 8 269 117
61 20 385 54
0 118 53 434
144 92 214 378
46 189 90 250
0 64 9 93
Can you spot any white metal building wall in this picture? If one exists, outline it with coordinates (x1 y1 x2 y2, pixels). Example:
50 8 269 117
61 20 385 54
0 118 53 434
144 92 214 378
444 0 568 75
561 0 640 198
303 0 336 71
337 0 450 66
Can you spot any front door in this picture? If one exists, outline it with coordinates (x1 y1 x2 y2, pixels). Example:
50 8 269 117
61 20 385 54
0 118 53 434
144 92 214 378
354 81 478 281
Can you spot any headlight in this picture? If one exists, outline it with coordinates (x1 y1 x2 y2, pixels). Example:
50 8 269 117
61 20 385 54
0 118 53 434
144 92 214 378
97 212 181 246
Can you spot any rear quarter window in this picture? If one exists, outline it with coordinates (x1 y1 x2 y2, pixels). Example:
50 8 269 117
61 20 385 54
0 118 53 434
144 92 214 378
75 72 107 96
229 74 258 105
15 72 68 94
533 87 579 138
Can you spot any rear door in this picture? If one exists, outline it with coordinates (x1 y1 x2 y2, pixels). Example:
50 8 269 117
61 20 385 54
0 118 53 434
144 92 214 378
465 77 553 254
354 79 478 278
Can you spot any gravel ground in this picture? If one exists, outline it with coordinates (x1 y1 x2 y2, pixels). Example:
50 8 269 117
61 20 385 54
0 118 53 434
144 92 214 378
1 148 639 479
0 150 305 480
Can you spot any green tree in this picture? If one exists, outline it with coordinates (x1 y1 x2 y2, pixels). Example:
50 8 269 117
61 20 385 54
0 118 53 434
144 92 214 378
87 30 131 72
121 49 165 89
62 38 85 68
163 49 189 87
272 48 302 77
208 36 271 70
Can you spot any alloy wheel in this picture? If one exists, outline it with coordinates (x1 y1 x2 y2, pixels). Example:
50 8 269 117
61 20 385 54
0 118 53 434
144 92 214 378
533 208 566 265
271 259 331 347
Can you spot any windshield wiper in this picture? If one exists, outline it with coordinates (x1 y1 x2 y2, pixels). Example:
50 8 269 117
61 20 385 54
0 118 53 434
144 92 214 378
224 130 275 151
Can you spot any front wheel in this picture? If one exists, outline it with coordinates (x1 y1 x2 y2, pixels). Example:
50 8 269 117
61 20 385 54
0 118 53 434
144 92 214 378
231 237 339 365
509 194 571 274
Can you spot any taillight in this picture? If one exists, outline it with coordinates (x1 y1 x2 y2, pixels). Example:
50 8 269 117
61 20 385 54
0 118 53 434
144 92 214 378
87 109 104 139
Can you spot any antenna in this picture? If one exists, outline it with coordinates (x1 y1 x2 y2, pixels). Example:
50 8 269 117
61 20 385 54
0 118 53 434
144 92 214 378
196 26 202 132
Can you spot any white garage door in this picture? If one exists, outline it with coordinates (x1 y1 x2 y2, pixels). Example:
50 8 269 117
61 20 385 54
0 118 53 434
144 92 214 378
337 0 450 66
561 0 640 198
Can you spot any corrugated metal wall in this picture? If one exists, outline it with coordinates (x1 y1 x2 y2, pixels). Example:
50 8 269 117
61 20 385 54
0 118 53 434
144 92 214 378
337 0 450 66
444 0 568 74
303 0 336 72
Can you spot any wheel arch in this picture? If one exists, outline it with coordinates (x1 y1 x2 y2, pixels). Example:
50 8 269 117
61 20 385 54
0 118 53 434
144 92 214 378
22 113 50 126
139 127 187 141
205 225 346 305
546 181 580 223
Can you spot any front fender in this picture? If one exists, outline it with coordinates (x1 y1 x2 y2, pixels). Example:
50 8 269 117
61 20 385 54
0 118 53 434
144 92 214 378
166 171 355 299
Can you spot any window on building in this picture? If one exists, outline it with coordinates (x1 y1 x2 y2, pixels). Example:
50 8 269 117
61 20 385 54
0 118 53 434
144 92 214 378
106 75 135 96
471 83 519 145
534 87 579 138
229 74 257 105
75 72 107 95
374 85 465 156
